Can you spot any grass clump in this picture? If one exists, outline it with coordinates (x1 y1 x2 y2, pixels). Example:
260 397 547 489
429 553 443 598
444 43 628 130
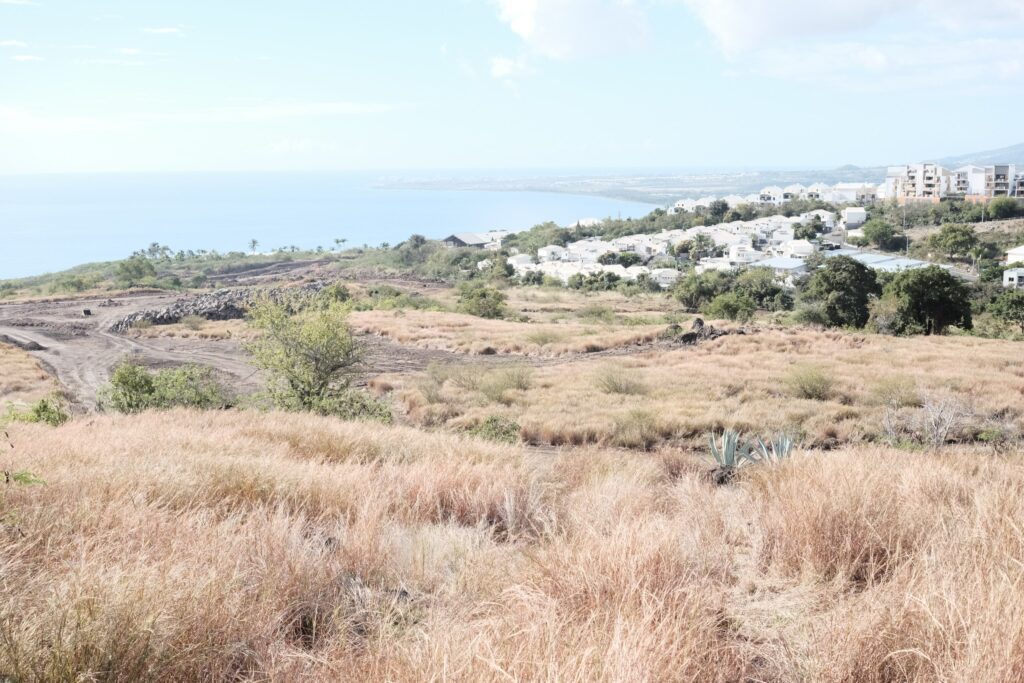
594 366 648 395
786 365 835 401
610 409 666 450
481 367 533 404
870 376 921 409
525 330 563 347
467 415 521 444
577 304 616 324
180 314 206 331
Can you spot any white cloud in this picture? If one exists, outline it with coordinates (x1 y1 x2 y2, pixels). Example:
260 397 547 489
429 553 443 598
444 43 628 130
682 0 1024 54
0 40 27 47
11 54 42 61
118 47 142 55
494 0 649 59
490 54 532 79
143 27 182 35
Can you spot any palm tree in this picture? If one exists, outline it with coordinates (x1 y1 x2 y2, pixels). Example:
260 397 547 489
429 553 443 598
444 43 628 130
334 238 347 251
249 239 259 254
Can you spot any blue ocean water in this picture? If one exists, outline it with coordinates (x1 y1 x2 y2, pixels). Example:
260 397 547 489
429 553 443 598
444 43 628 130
0 172 657 280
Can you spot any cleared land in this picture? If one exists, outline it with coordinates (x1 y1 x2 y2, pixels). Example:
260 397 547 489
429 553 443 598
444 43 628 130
3 411 1024 681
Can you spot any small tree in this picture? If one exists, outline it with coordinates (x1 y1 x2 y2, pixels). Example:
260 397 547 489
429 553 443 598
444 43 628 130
249 238 259 254
990 290 1024 334
802 256 881 328
245 300 360 410
861 219 897 250
882 266 973 335
114 256 157 288
929 224 977 260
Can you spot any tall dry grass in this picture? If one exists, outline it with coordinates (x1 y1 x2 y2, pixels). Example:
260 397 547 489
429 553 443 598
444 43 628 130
0 343 55 408
390 327 1024 449
2 411 1024 680
349 309 665 356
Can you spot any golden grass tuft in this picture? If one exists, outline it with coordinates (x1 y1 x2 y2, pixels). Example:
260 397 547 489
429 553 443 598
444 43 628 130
3 411 1024 679
0 343 56 408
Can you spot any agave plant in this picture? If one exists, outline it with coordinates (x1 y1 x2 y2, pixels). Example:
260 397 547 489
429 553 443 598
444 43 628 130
708 430 751 469
748 433 796 465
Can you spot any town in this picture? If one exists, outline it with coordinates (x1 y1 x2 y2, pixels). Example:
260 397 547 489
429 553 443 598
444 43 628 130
444 162 1024 291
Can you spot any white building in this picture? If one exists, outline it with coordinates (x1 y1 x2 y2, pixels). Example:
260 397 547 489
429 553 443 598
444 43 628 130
841 207 867 229
783 184 806 201
800 209 837 230
1004 268 1024 290
759 186 784 205
779 239 816 260
1007 245 1024 265
537 245 567 262
651 268 681 288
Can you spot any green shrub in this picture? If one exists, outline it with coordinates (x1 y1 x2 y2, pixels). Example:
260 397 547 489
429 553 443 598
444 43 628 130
457 283 507 319
4 395 71 427
704 291 756 322
468 415 521 444
594 366 648 395
99 361 228 413
786 365 835 401
577 305 616 324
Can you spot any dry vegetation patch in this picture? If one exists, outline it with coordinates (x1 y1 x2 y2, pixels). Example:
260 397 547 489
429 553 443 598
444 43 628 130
389 327 1024 449
0 343 56 408
349 309 664 356
3 411 1024 680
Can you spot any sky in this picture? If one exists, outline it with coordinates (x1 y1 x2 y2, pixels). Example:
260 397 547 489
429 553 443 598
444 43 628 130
1 0 1023 174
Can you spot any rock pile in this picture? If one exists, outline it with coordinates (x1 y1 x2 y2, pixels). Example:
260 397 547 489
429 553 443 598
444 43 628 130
663 317 747 346
110 282 328 333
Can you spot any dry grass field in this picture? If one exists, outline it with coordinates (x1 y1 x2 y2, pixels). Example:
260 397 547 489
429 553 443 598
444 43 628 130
3 410 1024 681
392 327 1024 449
129 317 254 341
0 343 56 408
350 309 667 356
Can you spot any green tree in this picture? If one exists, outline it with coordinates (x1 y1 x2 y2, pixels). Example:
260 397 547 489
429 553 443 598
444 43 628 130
707 199 729 223
672 270 735 311
735 267 786 310
690 234 715 260
861 219 896 249
114 256 157 288
249 239 259 254
929 223 977 260
704 291 756 322
802 256 881 328
989 290 1024 334
881 266 973 335
245 300 360 410
987 197 1023 220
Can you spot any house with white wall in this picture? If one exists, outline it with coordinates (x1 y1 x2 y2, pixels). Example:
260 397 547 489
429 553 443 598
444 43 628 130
1007 245 1024 265
1004 268 1024 290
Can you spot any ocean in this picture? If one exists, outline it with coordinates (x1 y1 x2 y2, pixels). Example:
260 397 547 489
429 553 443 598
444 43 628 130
0 172 657 280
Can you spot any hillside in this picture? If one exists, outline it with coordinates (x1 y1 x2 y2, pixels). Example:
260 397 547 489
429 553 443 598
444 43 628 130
938 142 1024 167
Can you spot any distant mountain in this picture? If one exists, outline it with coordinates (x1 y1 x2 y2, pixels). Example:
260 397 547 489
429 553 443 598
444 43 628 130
937 143 1024 168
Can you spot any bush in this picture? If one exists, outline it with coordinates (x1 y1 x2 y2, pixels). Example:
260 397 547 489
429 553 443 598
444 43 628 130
704 291 756 322
594 366 648 395
468 415 521 444
800 256 880 328
457 283 507 319
880 266 973 335
577 304 616 324
99 361 229 413
870 376 921 409
792 302 830 326
786 366 834 401
525 330 563 347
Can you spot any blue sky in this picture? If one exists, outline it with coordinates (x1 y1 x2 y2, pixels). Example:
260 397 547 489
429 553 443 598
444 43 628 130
2 0 1023 173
